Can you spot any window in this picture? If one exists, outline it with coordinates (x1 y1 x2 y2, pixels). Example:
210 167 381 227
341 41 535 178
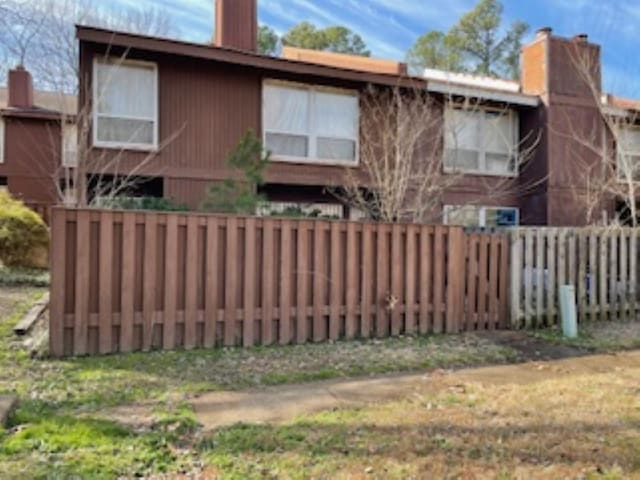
0 117 4 164
263 81 359 165
444 105 518 176
616 125 640 182
62 124 78 168
93 58 158 150
444 205 519 227
257 201 344 219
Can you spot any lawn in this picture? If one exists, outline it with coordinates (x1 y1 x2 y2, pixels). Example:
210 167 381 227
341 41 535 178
0 286 638 479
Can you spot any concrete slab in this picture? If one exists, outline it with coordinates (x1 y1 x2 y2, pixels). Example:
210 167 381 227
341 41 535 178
191 351 640 431
0 395 17 427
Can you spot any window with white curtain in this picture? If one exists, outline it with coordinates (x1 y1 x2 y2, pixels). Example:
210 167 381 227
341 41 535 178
62 124 78 167
617 125 640 182
263 81 359 165
93 58 158 149
0 117 4 164
444 105 518 176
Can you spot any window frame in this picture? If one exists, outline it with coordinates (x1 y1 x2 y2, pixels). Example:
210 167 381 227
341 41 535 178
615 123 640 183
443 103 519 178
443 204 520 227
92 57 159 151
262 79 360 167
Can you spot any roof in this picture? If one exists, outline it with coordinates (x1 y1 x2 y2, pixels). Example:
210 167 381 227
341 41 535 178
76 25 426 89
0 87 77 118
282 46 407 76
423 68 539 107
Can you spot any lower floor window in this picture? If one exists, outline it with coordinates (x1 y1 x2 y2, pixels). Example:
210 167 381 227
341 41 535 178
444 205 519 227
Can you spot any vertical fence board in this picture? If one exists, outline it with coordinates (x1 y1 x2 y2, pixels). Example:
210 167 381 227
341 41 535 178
280 221 293 344
243 218 256 347
510 230 522 328
163 215 179 349
498 234 510 329
223 218 238 346
73 211 90 356
630 230 638 319
361 224 373 338
296 222 309 343
119 213 136 353
599 233 608 321
98 212 113 354
445 228 464 333
546 230 556 327
142 214 157 351
204 218 219 348
390 225 403 336
49 209 67 357
488 235 499 329
345 222 358 339
619 230 628 321
523 230 534 328
183 216 199 349
609 232 618 321
577 231 587 321
419 226 431 334
329 222 341 341
376 224 389 337
588 231 597 322
263 221 275 344
433 227 445 333
405 225 417 335
466 235 479 331
312 221 326 342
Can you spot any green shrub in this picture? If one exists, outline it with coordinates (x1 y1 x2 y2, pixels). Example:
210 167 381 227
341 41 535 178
0 191 50 268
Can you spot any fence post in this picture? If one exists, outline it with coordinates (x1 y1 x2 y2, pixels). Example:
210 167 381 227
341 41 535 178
446 227 465 334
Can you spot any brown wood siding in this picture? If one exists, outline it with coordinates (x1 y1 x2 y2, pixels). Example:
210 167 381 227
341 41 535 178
0 116 60 203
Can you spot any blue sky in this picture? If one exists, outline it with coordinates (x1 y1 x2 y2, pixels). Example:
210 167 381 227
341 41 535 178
110 0 639 97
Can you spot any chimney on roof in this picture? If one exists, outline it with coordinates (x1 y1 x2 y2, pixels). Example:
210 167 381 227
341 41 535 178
8 66 34 109
214 0 258 52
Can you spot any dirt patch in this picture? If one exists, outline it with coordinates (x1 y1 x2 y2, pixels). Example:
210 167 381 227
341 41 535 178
478 330 586 361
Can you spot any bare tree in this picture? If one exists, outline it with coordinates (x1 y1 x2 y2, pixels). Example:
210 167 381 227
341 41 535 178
560 46 639 227
336 84 540 224
0 0 173 92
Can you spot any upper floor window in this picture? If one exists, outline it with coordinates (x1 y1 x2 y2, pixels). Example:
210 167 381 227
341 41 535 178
616 125 640 182
263 81 359 166
93 58 158 150
62 124 78 168
0 117 4 164
444 105 518 177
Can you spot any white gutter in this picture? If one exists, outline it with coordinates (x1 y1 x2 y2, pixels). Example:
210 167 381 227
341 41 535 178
427 80 540 107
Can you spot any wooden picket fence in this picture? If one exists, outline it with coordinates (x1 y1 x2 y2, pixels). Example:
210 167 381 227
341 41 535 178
510 228 639 328
49 208 510 357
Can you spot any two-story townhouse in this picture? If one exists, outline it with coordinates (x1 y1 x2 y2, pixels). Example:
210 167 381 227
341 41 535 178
72 0 639 226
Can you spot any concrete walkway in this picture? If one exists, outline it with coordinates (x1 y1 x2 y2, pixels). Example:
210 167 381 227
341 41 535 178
191 350 640 430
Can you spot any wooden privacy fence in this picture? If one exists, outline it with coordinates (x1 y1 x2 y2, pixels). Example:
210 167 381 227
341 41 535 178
49 208 510 357
511 228 639 328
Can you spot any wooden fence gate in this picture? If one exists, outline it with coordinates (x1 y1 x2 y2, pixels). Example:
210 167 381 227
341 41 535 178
510 228 639 328
49 208 510 357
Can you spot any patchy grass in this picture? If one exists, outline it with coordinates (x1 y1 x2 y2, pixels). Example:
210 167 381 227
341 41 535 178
530 321 640 353
0 286 517 478
201 363 640 479
0 266 49 288
1 286 639 478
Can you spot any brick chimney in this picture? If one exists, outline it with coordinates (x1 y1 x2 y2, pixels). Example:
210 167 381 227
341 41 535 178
214 0 258 52
8 66 34 108
520 30 605 226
